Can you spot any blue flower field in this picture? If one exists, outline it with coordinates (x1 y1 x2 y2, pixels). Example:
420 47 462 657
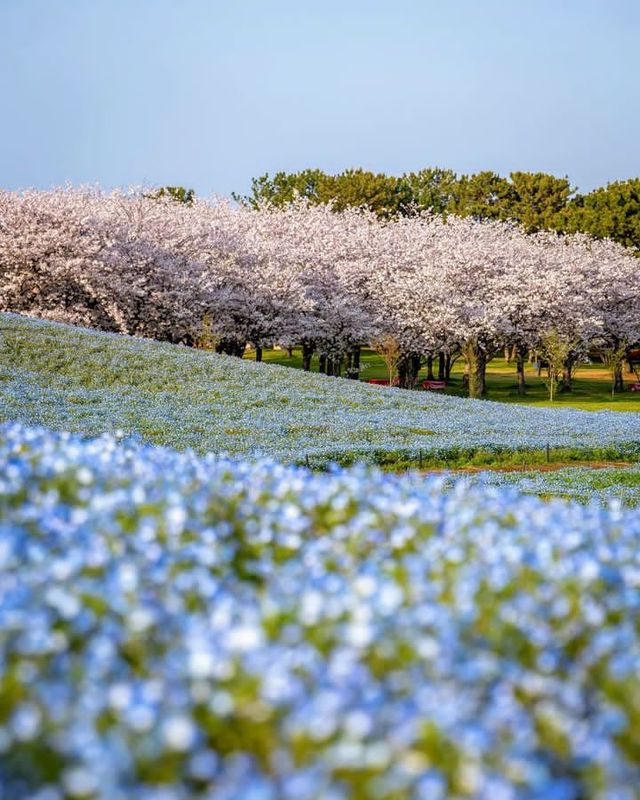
2 315 640 798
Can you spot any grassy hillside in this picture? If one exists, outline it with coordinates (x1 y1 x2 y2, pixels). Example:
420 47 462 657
2 312 640 466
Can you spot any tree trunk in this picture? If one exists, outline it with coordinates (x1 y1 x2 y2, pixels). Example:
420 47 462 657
318 354 326 374
410 354 421 388
515 345 526 395
398 355 418 388
475 348 487 397
302 342 314 372
438 352 445 380
462 342 476 395
398 357 408 388
347 346 360 379
614 360 624 393
444 354 452 382
255 345 262 362
399 355 421 389
426 355 434 381
560 356 574 393
463 341 487 398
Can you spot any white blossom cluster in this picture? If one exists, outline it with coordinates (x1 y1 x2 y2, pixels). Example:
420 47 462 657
2 422 640 799
1 187 639 385
2 313 640 466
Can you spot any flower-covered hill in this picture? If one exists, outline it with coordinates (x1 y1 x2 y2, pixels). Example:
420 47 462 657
2 312 640 464
2 422 640 798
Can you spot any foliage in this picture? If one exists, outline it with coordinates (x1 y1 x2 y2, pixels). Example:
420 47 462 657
397 168 459 215
561 179 640 250
149 185 196 205
508 172 574 233
193 313 220 351
240 168 640 251
450 170 515 220
371 334 401 386
235 168 409 218
540 331 573 402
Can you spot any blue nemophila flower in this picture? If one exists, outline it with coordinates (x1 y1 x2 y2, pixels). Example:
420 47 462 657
2 422 640 798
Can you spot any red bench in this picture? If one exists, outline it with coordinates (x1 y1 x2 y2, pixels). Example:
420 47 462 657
367 378 399 387
630 383 640 392
366 379 448 390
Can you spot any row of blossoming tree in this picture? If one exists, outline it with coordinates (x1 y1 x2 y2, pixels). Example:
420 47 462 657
1 187 639 397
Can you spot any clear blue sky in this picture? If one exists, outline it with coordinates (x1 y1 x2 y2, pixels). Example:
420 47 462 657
1 0 638 198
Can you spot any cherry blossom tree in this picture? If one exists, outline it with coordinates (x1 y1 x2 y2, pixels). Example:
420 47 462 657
0 188 210 342
2 186 638 398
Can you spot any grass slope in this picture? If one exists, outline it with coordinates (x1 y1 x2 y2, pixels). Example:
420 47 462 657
2 312 640 466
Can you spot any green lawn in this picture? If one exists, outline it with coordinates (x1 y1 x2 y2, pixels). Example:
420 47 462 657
248 347 640 412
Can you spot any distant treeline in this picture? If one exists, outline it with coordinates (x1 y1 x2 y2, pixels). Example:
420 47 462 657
233 168 640 252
